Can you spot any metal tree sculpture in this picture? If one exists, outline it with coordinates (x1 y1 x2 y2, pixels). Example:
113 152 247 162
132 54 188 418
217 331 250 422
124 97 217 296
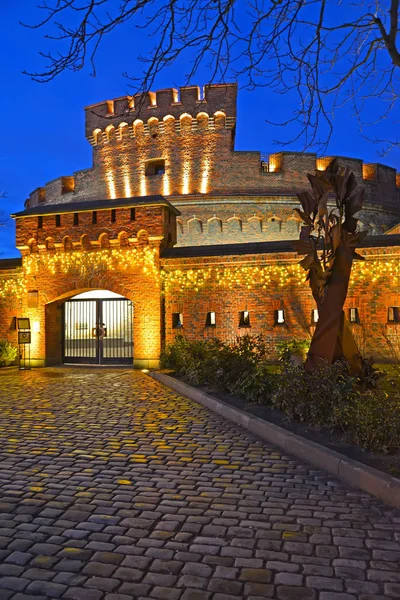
293 159 368 374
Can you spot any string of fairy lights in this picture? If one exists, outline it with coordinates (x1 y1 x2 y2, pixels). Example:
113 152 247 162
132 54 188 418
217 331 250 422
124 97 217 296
160 258 400 293
0 249 398 300
0 246 159 300
23 246 159 277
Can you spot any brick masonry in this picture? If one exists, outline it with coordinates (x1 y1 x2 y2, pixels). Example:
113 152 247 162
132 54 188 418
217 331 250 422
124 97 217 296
24 84 400 247
0 84 399 366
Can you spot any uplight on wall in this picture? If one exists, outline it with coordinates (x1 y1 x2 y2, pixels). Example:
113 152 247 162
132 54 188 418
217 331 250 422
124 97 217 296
33 321 40 333
206 311 216 327
312 309 319 324
275 309 285 324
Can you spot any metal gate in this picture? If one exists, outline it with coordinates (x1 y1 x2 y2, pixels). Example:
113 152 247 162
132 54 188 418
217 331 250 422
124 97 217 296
63 298 134 365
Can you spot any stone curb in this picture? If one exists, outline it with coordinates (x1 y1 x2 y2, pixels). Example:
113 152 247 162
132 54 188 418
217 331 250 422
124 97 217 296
150 371 400 509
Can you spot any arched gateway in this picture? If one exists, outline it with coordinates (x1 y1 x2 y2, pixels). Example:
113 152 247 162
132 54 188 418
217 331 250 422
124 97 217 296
63 290 133 365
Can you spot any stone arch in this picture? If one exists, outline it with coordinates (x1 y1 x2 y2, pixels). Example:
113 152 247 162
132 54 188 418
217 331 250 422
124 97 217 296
28 238 39 253
267 215 282 236
207 217 223 238
196 111 209 131
99 232 111 249
105 124 115 142
285 215 301 236
80 234 92 251
176 219 184 235
118 231 130 247
133 119 144 136
63 236 73 252
248 216 263 234
45 237 55 252
148 117 159 139
163 114 175 133
214 110 226 129
137 229 149 245
118 122 129 139
180 112 192 133
187 217 203 236
93 128 103 145
227 216 242 235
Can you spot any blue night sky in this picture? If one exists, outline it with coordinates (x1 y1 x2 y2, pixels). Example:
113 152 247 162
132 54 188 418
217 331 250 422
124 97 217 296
1 1 399 258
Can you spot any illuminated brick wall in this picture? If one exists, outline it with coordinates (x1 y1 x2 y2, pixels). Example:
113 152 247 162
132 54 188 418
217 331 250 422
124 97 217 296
161 244 400 363
24 84 400 247
0 241 399 365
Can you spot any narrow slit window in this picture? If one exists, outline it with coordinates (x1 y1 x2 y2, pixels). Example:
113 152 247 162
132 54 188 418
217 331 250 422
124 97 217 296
388 307 400 322
275 309 285 324
55 214 61 227
172 313 183 328
111 209 116 223
349 308 359 323
239 310 250 328
130 208 136 221
92 211 97 225
312 308 319 324
206 312 216 327
38 216 43 229
73 213 79 226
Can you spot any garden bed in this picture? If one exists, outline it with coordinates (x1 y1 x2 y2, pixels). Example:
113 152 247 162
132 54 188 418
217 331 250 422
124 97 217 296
193 380 400 479
161 335 400 480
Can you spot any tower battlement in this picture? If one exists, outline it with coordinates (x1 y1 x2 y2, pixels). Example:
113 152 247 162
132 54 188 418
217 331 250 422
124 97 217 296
85 83 238 139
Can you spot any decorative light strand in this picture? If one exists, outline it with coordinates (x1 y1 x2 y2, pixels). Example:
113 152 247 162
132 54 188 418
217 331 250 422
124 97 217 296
23 246 159 279
0 275 26 299
161 258 400 293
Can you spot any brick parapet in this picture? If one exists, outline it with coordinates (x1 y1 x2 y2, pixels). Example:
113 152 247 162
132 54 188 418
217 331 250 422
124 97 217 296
84 83 238 138
15 205 177 250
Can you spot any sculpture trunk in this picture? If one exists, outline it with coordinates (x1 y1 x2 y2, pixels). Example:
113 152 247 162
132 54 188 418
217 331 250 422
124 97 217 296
305 246 362 374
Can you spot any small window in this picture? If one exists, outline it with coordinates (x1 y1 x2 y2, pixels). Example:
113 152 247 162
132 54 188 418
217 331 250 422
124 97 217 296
239 310 251 328
388 307 400 323
172 313 183 328
349 308 359 323
145 159 165 176
55 214 61 227
312 308 319 324
73 213 79 226
130 208 136 221
92 211 97 225
206 312 216 327
38 216 43 229
275 309 285 325
111 209 116 223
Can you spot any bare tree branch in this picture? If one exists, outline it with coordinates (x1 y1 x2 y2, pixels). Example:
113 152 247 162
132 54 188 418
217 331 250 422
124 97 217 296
23 0 400 152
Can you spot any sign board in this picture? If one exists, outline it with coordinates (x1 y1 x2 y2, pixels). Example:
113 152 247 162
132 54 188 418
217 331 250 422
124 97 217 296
17 318 31 330
18 331 31 344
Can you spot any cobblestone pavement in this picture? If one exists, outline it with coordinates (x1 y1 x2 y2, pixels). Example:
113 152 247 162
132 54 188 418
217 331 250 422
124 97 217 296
0 368 399 600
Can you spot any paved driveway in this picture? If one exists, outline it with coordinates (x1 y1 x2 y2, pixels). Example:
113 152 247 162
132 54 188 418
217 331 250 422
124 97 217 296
0 368 399 600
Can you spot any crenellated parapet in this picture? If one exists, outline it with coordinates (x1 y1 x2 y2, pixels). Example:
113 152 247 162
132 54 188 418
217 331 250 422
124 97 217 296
85 83 237 143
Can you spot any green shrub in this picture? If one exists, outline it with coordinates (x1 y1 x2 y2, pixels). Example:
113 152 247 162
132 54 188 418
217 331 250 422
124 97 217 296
0 341 18 367
272 360 355 429
334 390 400 453
161 336 400 453
233 362 277 404
276 338 310 363
161 334 275 401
